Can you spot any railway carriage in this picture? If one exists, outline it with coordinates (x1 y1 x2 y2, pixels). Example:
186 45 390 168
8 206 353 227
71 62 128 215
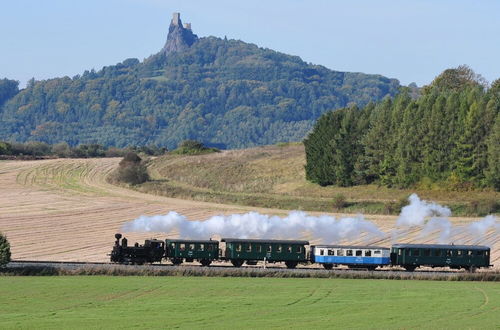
165 239 219 266
221 238 309 268
311 245 391 270
390 244 491 271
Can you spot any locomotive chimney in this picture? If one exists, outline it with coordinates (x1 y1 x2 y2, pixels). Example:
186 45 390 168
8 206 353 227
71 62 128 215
115 233 122 245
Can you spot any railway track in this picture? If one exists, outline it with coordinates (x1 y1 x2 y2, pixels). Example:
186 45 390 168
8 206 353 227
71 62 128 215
6 260 497 279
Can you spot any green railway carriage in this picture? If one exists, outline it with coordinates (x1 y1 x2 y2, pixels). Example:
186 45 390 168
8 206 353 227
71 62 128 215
166 239 219 266
221 238 309 268
390 244 491 271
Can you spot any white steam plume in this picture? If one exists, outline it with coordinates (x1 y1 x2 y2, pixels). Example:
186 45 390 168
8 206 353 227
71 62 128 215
466 215 499 245
122 210 386 244
396 193 451 227
395 194 498 246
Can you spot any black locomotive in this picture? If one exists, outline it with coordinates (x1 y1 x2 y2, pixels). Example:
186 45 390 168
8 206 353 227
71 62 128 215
110 233 164 265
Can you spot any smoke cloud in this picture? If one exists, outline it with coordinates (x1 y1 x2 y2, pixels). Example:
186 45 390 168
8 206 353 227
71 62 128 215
122 210 385 244
396 193 451 227
122 194 498 246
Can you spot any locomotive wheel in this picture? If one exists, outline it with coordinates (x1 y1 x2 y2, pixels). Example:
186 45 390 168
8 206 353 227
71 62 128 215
322 263 333 270
467 266 477 273
404 265 416 272
171 258 183 266
231 260 244 267
200 259 212 267
285 261 298 269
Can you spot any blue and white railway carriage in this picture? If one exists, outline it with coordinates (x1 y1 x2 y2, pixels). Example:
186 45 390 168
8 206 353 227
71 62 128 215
311 245 391 270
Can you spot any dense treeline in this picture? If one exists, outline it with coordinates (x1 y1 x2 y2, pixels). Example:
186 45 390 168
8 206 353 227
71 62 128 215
0 140 167 158
305 66 500 191
0 37 399 149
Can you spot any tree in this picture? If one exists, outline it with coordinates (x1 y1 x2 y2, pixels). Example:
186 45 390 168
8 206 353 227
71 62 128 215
0 232 11 267
485 113 500 190
114 152 149 185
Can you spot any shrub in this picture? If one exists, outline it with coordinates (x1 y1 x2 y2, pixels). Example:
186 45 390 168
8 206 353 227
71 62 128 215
171 140 219 155
114 152 149 185
51 142 71 158
0 141 12 155
332 194 347 210
0 233 11 267
467 199 500 216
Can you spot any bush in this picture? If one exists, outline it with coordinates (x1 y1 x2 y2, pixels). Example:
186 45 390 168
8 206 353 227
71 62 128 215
114 152 149 185
332 194 347 210
0 141 12 155
0 233 11 267
51 142 71 157
171 140 219 155
467 199 500 216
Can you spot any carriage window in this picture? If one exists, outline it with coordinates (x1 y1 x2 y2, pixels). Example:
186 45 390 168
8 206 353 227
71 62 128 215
485 251 489 256
337 250 343 256
287 245 292 253
328 250 334 256
277 245 282 253
457 250 462 256
208 245 213 251
189 244 195 251
446 250 452 257
296 246 302 253
468 250 473 256
398 249 402 256
406 249 411 256
171 243 176 249
320 249 324 256
476 251 483 256
246 244 252 252
346 250 353 256
267 245 272 252
199 244 205 251
424 249 431 257
180 243 185 251
413 249 420 256
356 250 362 256
257 245 262 253
374 250 381 255
236 244 242 252
434 250 441 257
365 250 372 257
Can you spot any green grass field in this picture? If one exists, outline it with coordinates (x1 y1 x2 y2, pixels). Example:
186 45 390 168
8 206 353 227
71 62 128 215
0 276 498 329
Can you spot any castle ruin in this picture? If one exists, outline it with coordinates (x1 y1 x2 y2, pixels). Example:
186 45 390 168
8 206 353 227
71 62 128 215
162 12 198 55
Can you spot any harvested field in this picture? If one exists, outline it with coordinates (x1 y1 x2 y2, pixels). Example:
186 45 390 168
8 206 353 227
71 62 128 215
0 158 498 268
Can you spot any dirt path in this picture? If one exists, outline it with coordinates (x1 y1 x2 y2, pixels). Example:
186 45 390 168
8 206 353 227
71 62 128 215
0 158 498 267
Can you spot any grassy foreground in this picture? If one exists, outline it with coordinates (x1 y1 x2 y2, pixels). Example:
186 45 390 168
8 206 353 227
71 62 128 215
0 276 498 329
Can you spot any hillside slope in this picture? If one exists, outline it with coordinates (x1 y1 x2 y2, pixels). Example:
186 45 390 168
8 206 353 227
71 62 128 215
0 15 400 149
143 144 499 215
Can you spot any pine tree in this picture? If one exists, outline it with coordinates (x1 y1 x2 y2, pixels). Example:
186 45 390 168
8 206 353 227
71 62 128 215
0 232 11 267
485 113 500 190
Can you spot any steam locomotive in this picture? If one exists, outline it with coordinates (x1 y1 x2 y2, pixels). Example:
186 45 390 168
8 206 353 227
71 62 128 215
110 233 492 272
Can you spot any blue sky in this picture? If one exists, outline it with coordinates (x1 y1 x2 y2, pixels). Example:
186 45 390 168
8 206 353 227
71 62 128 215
2 0 499 87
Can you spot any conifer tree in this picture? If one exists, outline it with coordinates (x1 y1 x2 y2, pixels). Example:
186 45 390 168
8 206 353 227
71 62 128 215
0 232 11 267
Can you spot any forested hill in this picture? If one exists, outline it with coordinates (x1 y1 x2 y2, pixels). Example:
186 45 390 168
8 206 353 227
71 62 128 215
0 21 400 149
304 66 500 191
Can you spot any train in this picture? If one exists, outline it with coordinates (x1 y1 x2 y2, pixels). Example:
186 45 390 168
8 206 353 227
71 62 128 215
110 233 492 272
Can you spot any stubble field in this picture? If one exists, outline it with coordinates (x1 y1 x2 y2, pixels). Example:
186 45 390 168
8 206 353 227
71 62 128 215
0 157 498 267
